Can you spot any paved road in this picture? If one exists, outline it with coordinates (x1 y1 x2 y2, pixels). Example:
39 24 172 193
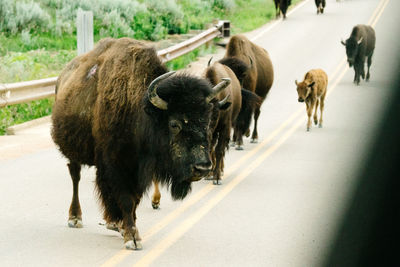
0 0 398 266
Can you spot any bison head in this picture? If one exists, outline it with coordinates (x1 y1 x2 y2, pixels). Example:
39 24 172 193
295 80 315 103
341 37 363 67
146 72 230 200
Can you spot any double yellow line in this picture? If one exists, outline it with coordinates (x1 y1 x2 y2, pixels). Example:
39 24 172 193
101 0 389 266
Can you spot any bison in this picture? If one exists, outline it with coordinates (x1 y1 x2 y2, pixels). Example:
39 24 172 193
274 0 292 19
220 34 274 149
315 0 326 14
204 61 242 185
51 37 230 250
295 69 328 131
341 24 376 85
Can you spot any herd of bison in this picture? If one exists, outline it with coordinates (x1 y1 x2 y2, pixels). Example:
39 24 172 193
50 1 376 250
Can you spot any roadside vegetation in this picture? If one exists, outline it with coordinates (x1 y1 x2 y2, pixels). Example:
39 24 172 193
0 0 300 135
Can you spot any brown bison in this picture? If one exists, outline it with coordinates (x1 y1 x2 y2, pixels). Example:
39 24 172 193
315 0 326 14
204 61 242 185
51 37 230 250
341 24 376 85
274 0 292 19
295 69 328 131
220 34 274 149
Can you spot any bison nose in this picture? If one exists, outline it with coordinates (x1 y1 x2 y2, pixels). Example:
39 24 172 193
298 98 304 103
194 161 212 173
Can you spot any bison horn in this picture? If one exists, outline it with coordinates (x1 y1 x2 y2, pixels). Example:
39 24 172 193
206 78 231 103
295 80 298 86
208 57 213 67
218 93 231 107
357 37 363 45
341 39 346 46
148 71 176 110
248 56 253 68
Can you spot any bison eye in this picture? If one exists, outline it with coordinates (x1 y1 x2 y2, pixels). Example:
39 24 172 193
169 120 182 134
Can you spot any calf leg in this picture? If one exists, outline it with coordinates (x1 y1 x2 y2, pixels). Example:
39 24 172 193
67 161 83 228
319 94 326 128
306 102 313 131
313 98 319 125
251 107 260 143
151 180 161 209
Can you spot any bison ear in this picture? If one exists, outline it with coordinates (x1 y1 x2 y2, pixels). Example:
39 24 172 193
341 39 346 46
308 81 315 89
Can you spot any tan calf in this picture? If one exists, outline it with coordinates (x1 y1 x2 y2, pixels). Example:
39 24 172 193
295 69 328 131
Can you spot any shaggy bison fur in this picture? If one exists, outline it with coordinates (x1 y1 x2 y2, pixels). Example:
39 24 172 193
51 37 230 250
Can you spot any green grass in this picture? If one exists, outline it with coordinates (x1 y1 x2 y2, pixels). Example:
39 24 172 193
0 49 76 83
0 98 54 135
166 44 217 70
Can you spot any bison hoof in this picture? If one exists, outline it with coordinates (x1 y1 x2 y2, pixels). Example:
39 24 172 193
250 139 258 143
229 141 235 147
318 124 323 128
68 217 83 228
152 202 160 209
307 127 310 132
125 240 142 250
106 222 119 232
235 145 244 150
213 179 222 185
204 175 214 180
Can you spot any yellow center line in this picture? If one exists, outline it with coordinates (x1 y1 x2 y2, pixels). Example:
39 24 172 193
370 0 390 27
368 0 385 26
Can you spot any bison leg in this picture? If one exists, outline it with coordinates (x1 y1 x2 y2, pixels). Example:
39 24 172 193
96 160 142 250
251 107 260 143
313 98 319 125
206 132 219 179
67 161 83 228
213 129 230 185
306 102 313 131
234 128 244 150
319 94 326 128
366 55 372 81
118 194 142 250
151 180 161 209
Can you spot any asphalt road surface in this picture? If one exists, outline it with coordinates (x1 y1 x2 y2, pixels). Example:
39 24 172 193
0 0 399 266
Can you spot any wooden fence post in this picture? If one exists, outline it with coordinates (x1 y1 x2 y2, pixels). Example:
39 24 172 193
77 10 94 55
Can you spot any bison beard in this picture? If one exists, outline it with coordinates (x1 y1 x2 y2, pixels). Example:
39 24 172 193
171 180 192 200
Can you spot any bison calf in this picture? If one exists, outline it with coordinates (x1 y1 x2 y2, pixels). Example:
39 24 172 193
295 69 328 131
